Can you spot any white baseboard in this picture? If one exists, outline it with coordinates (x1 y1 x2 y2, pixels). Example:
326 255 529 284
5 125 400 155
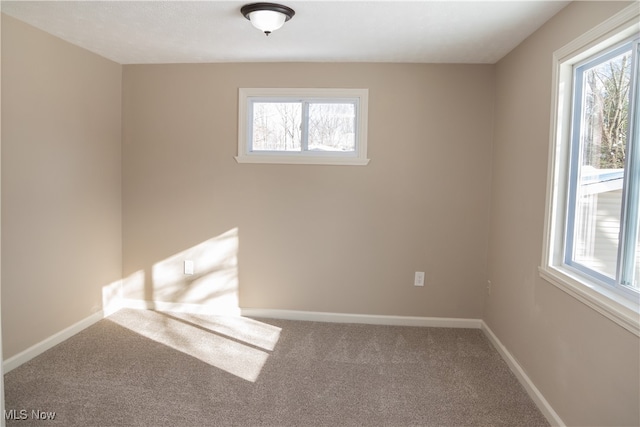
481 321 565 427
121 299 241 316
240 308 483 329
3 310 104 374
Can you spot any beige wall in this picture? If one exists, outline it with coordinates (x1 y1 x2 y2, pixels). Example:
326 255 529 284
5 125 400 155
486 2 639 426
1 15 122 359
122 62 494 318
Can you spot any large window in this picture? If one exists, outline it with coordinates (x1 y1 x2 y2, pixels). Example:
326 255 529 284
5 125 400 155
236 88 369 165
541 5 640 335
567 39 639 292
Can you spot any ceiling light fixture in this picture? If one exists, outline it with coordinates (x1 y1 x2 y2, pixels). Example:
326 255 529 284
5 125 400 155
241 2 295 36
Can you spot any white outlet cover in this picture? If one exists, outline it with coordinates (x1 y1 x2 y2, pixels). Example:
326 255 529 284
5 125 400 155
184 260 194 275
414 272 425 287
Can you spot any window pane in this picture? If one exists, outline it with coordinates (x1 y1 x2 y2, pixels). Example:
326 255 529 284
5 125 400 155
308 103 356 152
571 48 632 279
252 102 301 151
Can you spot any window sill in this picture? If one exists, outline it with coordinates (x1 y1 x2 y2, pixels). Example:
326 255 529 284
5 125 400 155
234 155 370 166
539 265 640 336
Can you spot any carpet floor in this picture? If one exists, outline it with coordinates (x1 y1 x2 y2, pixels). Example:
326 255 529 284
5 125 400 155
4 309 549 426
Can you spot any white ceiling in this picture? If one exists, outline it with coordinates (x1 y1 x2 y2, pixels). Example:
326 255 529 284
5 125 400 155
1 1 570 64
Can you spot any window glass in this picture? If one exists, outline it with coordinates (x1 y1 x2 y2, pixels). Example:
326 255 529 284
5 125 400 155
308 103 356 152
567 45 633 282
251 102 301 151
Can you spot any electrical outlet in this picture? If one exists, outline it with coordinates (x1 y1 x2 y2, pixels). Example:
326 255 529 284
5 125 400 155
184 260 195 275
414 272 425 287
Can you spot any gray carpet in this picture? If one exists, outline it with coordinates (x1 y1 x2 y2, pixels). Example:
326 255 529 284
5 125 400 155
4 309 549 426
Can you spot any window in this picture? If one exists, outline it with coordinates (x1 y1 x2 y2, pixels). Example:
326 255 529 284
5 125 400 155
236 88 369 165
541 4 640 336
566 40 639 290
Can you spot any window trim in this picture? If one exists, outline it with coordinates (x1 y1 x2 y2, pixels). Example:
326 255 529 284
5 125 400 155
541 4 640 336
236 88 370 165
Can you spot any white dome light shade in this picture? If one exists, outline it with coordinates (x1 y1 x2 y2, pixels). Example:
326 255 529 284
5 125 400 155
241 3 295 36
248 10 286 34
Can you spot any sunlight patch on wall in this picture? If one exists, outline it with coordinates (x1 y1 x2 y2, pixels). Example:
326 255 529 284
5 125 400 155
101 278 123 317
101 270 146 317
122 269 146 301
108 309 281 382
151 228 240 314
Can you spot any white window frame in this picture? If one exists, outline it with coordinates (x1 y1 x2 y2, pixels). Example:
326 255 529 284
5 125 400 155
236 88 369 166
540 4 640 336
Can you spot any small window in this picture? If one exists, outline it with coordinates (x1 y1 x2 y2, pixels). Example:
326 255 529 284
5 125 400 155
541 4 640 336
236 88 369 165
